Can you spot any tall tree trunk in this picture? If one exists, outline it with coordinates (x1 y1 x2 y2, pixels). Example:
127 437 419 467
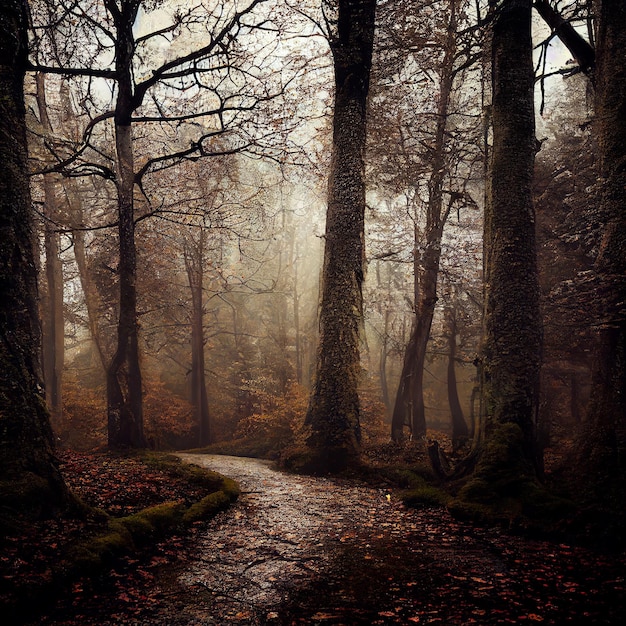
446 305 469 445
184 233 211 447
479 0 541 468
293 246 302 385
107 122 145 448
35 73 64 425
380 308 391 414
577 1 626 482
303 0 376 471
71 205 109 373
391 0 458 441
0 0 68 518
106 2 145 449
58 81 109 373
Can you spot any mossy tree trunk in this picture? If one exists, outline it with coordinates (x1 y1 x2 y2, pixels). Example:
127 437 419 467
478 0 542 471
0 0 68 519
304 0 376 472
577 1 626 486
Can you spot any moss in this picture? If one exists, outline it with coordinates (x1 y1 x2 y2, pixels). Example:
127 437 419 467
0 472 58 520
459 423 533 498
119 501 185 542
140 452 225 492
118 513 154 539
401 484 452 508
519 482 575 520
183 490 230 523
380 465 434 488
220 477 240 500
449 423 575 527
373 465 451 509
280 444 362 475
69 519 134 573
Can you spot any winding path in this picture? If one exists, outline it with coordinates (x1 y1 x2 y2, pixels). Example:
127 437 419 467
155 454 625 625
42 454 626 624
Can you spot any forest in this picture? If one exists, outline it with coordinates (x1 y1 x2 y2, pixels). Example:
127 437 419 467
1 0 625 624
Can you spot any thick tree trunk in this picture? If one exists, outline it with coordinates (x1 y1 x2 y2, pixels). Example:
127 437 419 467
577 1 626 479
0 0 68 518
479 0 541 466
304 0 376 471
35 73 64 425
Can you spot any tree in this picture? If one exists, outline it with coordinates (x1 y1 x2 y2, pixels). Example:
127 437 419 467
33 72 65 425
0 0 68 521
365 0 482 441
444 301 470 446
388 1 455 442
184 229 212 446
576 0 626 494
303 0 377 471
534 0 595 78
30 0 292 448
454 0 542 505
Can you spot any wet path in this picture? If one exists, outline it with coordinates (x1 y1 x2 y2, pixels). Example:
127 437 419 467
39 454 626 625
168 453 405 622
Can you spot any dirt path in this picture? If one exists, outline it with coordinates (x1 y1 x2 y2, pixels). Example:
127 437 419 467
38 454 625 625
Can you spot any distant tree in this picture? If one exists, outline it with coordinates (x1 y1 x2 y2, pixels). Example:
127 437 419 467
184 228 212 446
30 0 294 448
0 0 68 521
443 301 469 445
33 72 65 425
387 0 480 441
303 0 377 471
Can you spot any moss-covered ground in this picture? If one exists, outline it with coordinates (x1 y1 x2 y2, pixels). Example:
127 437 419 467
0 450 239 624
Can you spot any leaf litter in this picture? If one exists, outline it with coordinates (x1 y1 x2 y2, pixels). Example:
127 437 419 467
14 453 626 625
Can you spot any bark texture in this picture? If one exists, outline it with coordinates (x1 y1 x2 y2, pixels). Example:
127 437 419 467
106 0 146 448
480 0 541 464
577 0 626 479
0 0 68 518
304 0 376 471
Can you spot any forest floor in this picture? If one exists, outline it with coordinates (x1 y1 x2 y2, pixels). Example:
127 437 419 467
5 448 625 625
